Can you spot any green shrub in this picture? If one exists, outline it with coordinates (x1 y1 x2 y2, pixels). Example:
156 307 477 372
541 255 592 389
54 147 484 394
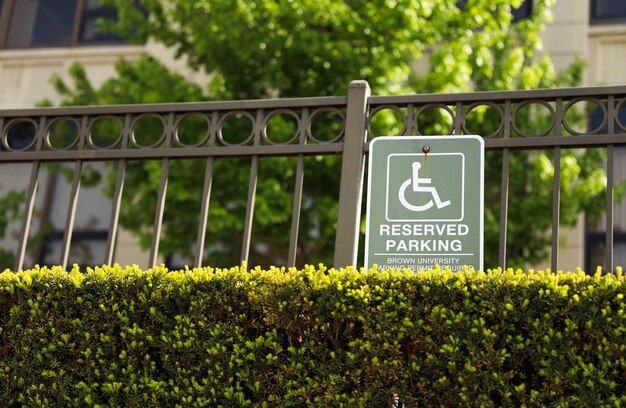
1 264 625 406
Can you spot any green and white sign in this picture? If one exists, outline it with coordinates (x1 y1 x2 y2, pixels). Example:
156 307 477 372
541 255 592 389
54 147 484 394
365 136 484 272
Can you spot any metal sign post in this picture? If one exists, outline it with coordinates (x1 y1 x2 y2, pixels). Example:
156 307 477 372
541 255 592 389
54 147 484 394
365 136 484 272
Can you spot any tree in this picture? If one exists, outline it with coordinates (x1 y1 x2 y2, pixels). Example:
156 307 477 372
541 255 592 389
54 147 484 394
0 190 24 270
48 0 608 268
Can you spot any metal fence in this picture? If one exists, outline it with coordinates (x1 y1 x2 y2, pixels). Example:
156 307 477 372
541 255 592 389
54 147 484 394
1 80 626 271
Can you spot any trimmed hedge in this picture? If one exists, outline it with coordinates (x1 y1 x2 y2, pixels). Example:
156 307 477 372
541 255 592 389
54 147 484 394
1 264 626 406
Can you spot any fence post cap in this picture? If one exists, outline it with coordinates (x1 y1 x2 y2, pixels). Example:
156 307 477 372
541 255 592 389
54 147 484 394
349 80 371 90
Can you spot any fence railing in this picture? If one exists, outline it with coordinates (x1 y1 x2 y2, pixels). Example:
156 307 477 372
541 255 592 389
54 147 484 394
1 81 626 271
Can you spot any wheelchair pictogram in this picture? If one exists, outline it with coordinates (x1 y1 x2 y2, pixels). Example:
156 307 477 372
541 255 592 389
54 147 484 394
398 161 451 212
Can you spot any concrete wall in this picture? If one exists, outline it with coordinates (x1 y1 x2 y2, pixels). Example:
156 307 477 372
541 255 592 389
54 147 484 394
544 0 590 72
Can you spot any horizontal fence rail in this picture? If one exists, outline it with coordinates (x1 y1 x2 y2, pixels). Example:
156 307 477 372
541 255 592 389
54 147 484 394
367 86 626 149
0 97 349 163
1 82 626 272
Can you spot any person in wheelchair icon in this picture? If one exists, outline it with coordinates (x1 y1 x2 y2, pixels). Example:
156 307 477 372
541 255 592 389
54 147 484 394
398 161 451 212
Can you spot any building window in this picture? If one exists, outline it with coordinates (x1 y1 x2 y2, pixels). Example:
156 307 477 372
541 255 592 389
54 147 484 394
585 232 626 273
37 229 109 269
79 0 125 45
511 0 533 22
0 0 131 49
591 0 626 24
456 0 533 22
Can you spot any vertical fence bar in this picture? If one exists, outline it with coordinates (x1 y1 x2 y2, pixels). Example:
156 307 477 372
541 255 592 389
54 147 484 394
549 97 565 272
405 103 416 135
15 161 40 271
148 113 175 268
454 102 463 135
551 146 561 271
606 145 615 272
194 112 218 268
334 80 370 268
240 156 258 264
59 160 83 270
240 110 262 265
498 100 512 269
499 150 510 268
288 155 305 267
149 158 169 268
104 159 126 265
104 114 131 265
15 117 46 271
194 157 214 268
605 95 616 272
60 114 90 270
287 108 308 267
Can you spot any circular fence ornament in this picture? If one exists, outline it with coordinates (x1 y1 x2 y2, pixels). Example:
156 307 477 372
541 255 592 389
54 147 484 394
88 116 123 149
3 119 38 151
46 118 80 150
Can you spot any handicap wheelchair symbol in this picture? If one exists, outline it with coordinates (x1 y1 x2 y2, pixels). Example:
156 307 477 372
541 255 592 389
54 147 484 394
398 161 451 212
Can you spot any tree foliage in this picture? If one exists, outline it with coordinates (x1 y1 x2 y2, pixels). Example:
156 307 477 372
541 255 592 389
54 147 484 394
48 0 611 268
0 190 25 270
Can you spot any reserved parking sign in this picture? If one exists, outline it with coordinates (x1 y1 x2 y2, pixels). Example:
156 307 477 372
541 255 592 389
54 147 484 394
365 136 484 272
